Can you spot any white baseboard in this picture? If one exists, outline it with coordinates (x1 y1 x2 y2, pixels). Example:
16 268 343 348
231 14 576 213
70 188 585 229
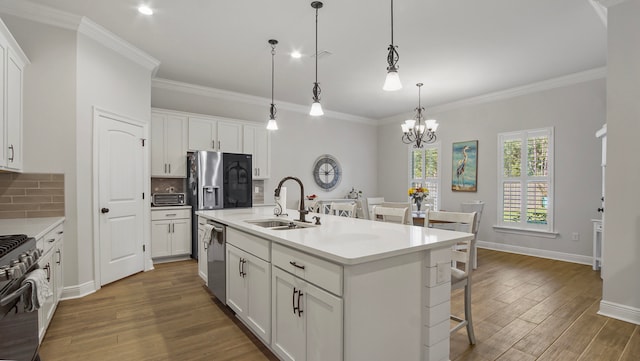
60 280 96 300
476 240 593 265
599 300 640 325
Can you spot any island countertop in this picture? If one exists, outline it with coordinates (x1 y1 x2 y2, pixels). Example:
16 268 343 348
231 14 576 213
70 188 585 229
196 207 473 265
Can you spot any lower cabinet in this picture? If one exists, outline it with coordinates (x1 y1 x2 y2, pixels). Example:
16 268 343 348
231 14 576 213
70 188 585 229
271 267 343 361
37 221 64 342
151 208 191 259
226 243 271 343
197 216 208 283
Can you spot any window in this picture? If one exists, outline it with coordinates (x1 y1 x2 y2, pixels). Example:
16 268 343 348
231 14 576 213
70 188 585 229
409 143 440 211
498 127 554 232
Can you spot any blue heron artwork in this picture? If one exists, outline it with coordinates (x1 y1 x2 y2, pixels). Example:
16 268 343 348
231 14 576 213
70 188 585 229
452 140 478 192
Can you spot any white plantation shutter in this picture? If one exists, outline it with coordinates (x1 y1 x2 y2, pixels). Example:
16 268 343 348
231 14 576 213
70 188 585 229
409 144 441 211
498 128 554 231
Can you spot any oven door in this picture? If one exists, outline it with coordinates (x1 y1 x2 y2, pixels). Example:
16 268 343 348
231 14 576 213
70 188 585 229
0 284 40 361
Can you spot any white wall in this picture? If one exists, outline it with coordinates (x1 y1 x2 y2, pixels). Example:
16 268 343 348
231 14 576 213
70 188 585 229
378 78 605 259
1 16 81 286
151 87 378 208
601 0 640 322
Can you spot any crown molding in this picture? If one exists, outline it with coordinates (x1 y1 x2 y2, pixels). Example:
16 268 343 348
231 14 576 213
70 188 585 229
589 0 608 26
595 0 629 8
0 0 159 75
152 78 377 125
0 0 81 30
78 18 160 75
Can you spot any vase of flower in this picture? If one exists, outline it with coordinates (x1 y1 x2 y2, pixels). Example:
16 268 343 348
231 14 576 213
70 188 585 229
408 185 428 213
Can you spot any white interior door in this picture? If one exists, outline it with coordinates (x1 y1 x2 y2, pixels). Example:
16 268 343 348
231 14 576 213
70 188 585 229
98 113 145 286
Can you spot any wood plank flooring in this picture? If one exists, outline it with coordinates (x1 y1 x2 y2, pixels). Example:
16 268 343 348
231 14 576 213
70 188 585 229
39 249 639 360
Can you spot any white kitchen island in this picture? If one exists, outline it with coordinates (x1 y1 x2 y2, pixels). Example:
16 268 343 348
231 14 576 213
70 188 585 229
197 207 473 361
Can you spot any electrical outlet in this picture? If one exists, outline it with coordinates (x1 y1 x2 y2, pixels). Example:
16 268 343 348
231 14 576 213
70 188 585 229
572 232 580 241
255 187 260 193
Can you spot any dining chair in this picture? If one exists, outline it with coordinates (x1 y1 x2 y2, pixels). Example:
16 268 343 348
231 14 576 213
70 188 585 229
460 201 484 269
365 197 385 220
330 202 357 218
380 201 413 225
424 210 478 344
371 205 408 224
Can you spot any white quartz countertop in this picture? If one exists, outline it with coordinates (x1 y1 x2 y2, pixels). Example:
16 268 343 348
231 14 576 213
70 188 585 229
197 207 473 265
0 217 65 240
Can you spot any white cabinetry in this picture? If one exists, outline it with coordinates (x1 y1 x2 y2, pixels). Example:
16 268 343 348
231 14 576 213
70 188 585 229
243 125 270 179
0 19 28 172
151 207 191 260
197 216 208 283
188 116 242 153
151 111 188 177
226 228 271 344
271 243 343 361
36 221 64 341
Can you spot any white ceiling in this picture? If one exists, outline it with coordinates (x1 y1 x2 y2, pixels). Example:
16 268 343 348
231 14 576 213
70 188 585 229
24 0 606 120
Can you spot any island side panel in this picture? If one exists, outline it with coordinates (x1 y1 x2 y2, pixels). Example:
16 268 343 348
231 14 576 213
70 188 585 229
423 246 453 361
343 251 424 361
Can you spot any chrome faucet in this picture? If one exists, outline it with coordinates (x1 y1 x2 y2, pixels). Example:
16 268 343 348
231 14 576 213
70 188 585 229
275 176 309 223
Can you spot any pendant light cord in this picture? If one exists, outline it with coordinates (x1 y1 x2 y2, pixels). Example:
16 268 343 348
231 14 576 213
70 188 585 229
390 0 394 45
271 44 275 106
315 6 319 84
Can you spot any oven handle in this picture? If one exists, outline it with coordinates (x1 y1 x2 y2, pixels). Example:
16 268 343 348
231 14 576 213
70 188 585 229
0 282 30 306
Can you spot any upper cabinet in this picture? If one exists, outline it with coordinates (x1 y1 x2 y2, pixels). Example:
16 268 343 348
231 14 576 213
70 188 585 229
188 116 242 153
151 111 188 177
0 19 29 172
243 125 271 179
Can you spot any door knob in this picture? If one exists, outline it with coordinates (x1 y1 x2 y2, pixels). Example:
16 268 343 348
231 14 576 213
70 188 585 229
101 208 110 213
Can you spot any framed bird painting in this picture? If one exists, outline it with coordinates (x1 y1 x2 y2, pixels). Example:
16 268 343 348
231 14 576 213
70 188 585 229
452 140 478 192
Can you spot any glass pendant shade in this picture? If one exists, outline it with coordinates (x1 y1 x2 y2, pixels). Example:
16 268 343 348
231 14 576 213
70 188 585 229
383 69 402 91
266 117 278 130
404 119 416 128
310 101 324 116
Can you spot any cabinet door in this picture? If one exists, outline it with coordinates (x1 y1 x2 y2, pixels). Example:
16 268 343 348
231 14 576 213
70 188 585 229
151 220 172 258
253 127 270 178
188 117 216 151
226 244 247 315
197 219 208 283
218 121 242 153
150 114 166 176
37 252 55 341
54 243 63 302
6 47 23 170
303 280 343 361
245 254 271 343
165 115 187 177
170 218 191 255
272 268 306 361
0 36 6 167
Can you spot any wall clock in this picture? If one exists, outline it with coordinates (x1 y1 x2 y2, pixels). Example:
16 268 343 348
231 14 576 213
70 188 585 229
312 154 342 191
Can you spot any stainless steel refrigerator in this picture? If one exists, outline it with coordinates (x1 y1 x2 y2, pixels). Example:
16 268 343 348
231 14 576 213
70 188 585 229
187 151 252 258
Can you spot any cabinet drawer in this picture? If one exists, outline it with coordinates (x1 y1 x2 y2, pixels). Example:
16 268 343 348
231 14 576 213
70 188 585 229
40 223 64 255
152 209 191 220
227 228 270 262
272 243 342 296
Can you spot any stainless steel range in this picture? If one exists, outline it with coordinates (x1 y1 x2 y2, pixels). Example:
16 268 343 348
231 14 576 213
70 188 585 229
0 234 42 361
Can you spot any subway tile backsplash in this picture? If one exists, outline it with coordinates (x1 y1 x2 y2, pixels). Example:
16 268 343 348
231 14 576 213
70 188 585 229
0 173 65 219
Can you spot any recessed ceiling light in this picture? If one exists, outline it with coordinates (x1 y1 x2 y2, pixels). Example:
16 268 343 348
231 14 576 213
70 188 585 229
290 51 302 59
138 5 153 15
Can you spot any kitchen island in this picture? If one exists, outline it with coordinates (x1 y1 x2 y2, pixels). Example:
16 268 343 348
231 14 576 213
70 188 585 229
197 207 473 361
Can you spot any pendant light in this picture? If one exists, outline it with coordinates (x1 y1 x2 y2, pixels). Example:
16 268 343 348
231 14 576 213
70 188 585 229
401 83 438 148
266 39 279 130
309 1 324 116
383 0 402 91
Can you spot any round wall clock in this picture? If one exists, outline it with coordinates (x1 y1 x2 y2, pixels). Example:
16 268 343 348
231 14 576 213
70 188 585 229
312 154 342 191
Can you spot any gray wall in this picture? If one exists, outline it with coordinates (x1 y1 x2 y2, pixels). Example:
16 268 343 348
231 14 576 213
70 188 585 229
602 0 640 316
152 87 378 208
378 78 605 259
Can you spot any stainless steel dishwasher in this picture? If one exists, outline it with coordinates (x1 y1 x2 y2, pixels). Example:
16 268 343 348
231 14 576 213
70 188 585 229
207 220 226 303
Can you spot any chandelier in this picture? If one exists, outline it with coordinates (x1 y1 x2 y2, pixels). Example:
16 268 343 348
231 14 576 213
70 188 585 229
401 83 439 148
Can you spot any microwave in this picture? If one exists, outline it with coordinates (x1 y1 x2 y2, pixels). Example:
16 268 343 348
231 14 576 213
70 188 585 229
152 193 186 206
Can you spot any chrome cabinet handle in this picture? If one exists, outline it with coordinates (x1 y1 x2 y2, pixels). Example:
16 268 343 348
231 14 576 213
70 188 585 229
8 145 14 162
164 164 167 173
168 164 171 173
292 287 299 314
297 290 304 317
56 249 61 265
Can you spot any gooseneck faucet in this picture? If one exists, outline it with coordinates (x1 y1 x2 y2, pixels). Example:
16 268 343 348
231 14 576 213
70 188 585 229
275 176 309 223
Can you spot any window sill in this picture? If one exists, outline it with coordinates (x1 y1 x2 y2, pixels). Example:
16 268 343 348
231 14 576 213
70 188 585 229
492 225 559 239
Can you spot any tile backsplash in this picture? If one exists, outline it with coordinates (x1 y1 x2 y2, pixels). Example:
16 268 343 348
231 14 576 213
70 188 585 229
0 173 65 219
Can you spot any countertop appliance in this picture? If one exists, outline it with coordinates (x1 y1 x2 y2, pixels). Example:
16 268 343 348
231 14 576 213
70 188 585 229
0 234 41 361
151 193 186 206
204 220 226 303
187 151 252 258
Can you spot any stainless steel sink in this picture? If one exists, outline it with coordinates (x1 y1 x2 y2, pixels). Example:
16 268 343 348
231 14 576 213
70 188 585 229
245 219 316 230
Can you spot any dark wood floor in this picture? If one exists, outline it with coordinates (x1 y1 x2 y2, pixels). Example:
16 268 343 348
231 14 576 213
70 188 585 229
39 249 639 360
